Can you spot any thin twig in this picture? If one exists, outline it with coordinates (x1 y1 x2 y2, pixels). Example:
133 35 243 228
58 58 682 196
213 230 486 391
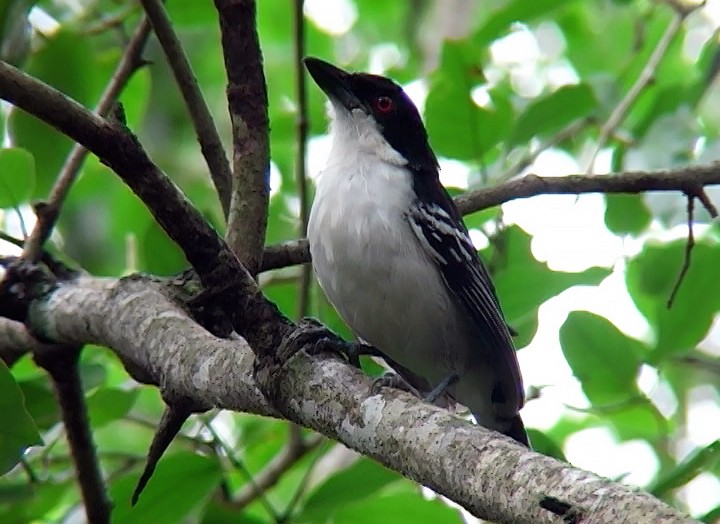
21 16 153 263
36 348 111 524
201 416 281 520
454 167 720 215
293 0 312 319
279 434 327 520
586 11 684 174
84 4 141 35
500 119 589 183
694 186 719 217
260 165 720 272
0 230 23 250
667 194 695 309
673 351 720 375
139 0 233 218
229 429 324 510
262 238 310 272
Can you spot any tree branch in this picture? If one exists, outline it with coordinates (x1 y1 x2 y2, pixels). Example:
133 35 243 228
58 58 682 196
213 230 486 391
667 194 695 308
260 166 720 271
293 0 311 319
15 275 274 416
214 0 270 274
0 317 40 365
454 167 720 216
139 0 233 217
1 274 694 523
586 8 685 173
34 347 111 524
262 238 310 272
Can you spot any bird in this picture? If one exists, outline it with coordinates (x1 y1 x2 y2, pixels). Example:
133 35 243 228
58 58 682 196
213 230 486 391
304 57 528 446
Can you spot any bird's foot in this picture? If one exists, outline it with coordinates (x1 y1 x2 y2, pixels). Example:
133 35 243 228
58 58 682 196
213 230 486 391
424 373 459 404
370 372 422 397
291 317 379 368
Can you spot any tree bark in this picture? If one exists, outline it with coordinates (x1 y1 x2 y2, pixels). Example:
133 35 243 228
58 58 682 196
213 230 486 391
2 274 696 524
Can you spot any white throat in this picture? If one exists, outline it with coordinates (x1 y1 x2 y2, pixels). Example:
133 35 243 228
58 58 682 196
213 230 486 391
308 102 418 264
326 103 407 167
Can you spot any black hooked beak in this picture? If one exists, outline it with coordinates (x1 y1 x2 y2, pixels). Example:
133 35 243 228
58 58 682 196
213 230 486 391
304 57 365 112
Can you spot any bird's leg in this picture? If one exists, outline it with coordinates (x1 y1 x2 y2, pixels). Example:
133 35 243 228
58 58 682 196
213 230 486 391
424 373 459 404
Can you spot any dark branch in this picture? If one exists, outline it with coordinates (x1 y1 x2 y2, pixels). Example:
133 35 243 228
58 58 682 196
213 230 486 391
132 404 196 505
140 0 233 217
667 194 695 309
293 0 311 318
0 58 294 367
35 347 111 524
454 168 720 215
214 0 270 274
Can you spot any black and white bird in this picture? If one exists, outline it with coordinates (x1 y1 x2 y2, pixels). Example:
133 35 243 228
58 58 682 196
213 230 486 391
304 57 528 446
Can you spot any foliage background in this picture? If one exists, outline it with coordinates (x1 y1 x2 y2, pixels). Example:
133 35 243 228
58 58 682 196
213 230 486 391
1 0 719 522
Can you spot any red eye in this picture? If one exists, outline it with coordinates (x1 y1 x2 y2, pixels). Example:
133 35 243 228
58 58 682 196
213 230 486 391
374 96 394 113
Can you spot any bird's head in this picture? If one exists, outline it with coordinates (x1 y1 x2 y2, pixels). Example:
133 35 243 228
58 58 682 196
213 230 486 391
304 57 438 172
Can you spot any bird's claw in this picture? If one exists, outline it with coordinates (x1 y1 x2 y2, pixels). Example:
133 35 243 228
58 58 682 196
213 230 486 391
291 317 378 368
370 372 422 397
276 318 334 363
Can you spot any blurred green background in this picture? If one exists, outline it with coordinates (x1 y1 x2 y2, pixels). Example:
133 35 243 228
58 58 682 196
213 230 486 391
1 0 719 522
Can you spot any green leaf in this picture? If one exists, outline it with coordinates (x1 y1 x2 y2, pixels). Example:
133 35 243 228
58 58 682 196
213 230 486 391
18 378 59 430
140 221 188 276
629 83 693 139
110 453 222 523
473 0 580 46
166 0 218 27
626 240 720 359
560 312 644 405
201 501 268 524
559 3 635 78
119 67 152 130
0 480 72 522
79 361 108 391
58 156 155 275
426 41 512 161
86 388 139 428
0 360 42 475
8 29 99 198
298 458 404 522
604 194 652 235
488 226 610 328
510 84 597 145
604 400 666 441
700 504 720 523
0 147 35 207
507 311 538 350
331 493 462 524
649 440 720 497
525 429 565 461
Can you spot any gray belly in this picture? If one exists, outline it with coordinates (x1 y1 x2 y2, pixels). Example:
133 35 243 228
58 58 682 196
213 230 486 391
309 213 475 388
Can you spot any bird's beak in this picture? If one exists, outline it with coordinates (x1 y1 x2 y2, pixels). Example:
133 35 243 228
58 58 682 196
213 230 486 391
304 57 364 112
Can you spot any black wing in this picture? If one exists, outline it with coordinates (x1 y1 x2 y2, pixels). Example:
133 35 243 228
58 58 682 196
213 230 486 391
406 182 524 407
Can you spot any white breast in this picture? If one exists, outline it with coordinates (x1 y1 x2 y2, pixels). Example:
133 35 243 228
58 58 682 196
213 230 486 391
307 126 472 385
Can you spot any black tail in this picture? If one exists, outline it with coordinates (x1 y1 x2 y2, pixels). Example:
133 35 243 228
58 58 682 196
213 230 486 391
505 415 530 447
